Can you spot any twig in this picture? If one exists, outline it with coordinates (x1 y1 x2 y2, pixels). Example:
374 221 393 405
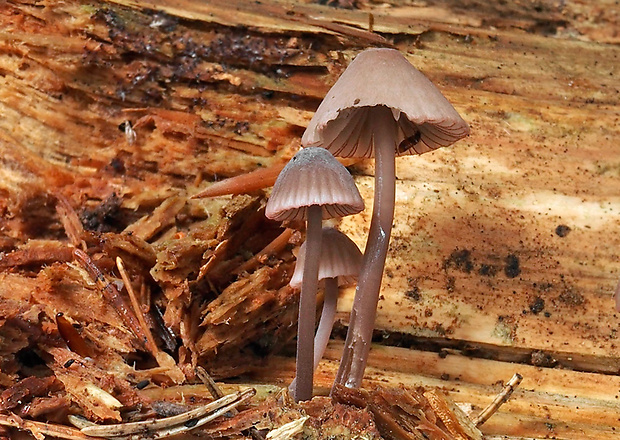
195 367 266 440
55 195 86 250
192 161 287 198
265 416 308 440
73 249 148 350
195 366 225 399
197 239 230 282
81 388 255 437
233 228 294 275
0 413 91 440
116 257 185 383
473 373 523 427
191 157 360 199
116 257 158 355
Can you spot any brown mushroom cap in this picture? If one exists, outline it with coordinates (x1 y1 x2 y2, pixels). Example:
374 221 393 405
301 48 470 158
265 147 364 222
290 227 363 289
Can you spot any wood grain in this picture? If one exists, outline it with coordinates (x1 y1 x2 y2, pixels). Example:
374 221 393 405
1 0 619 438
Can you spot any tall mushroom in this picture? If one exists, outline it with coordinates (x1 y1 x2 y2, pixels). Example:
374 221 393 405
302 48 470 388
289 227 363 391
265 147 363 401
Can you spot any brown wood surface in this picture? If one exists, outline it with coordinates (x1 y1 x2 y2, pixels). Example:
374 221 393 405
1 0 619 439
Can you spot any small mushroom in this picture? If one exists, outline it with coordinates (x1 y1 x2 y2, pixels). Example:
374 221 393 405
302 48 469 388
289 227 362 391
265 147 363 401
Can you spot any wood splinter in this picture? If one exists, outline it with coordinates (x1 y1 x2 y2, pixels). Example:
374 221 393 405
73 249 149 351
196 367 266 440
116 257 185 384
79 388 255 438
473 373 523 427
192 161 287 198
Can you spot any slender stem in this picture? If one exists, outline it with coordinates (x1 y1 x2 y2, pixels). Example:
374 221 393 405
290 277 339 393
294 204 322 402
313 278 339 371
334 108 396 389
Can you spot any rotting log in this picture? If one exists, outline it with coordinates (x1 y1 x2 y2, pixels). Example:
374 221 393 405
1 0 619 439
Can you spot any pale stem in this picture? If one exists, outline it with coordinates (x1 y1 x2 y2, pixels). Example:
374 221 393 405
294 204 322 402
313 277 339 370
334 109 396 389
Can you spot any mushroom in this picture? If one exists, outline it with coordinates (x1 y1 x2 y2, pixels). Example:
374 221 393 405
288 227 362 391
302 48 470 388
265 147 364 401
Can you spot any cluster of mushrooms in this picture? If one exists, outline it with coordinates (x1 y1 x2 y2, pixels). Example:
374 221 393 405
265 48 470 402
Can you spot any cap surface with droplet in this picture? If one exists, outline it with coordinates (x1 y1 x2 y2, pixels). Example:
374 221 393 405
265 147 364 222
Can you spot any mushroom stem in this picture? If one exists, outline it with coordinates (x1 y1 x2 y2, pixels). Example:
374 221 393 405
313 277 339 371
289 276 339 394
335 108 396 389
295 204 323 402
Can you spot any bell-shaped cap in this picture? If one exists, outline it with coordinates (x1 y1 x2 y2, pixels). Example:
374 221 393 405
265 147 364 222
302 48 470 158
290 227 363 289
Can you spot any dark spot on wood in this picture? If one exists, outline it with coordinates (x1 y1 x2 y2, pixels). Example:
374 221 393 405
479 263 499 277
16 349 45 369
559 287 584 307
247 334 274 358
404 287 421 302
433 324 447 336
555 224 571 237
108 157 125 174
136 379 150 390
504 254 521 278
233 121 250 135
80 193 124 232
529 296 545 314
444 248 474 273
117 120 132 132
445 276 455 292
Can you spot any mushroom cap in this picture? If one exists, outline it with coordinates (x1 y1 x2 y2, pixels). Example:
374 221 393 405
265 147 364 222
301 48 470 158
290 227 363 289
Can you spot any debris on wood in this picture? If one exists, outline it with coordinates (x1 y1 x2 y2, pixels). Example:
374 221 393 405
2 0 619 438
332 384 483 440
471 373 523 427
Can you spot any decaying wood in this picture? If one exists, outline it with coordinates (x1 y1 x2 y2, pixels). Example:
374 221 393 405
1 0 619 438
